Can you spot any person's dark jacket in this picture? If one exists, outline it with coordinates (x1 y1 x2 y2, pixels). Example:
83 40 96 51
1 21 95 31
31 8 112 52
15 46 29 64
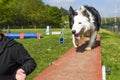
0 33 36 79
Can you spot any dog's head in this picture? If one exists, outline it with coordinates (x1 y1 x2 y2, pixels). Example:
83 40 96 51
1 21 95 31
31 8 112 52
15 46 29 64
69 6 91 39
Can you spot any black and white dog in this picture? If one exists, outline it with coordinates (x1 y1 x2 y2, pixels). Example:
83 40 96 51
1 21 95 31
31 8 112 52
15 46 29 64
69 5 101 51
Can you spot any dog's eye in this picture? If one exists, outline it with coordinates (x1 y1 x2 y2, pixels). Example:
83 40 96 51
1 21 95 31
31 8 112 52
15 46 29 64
78 22 82 24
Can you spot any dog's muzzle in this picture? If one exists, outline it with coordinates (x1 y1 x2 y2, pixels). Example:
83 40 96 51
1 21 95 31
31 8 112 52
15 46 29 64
72 30 80 40
72 30 76 34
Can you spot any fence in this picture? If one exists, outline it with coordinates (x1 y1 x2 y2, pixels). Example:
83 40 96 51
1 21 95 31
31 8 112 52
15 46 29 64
102 24 120 34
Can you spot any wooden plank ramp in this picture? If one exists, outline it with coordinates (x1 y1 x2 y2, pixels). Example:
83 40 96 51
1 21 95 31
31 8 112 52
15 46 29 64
34 35 102 80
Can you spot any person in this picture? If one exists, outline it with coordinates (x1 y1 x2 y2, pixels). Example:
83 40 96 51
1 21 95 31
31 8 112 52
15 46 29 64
0 33 36 80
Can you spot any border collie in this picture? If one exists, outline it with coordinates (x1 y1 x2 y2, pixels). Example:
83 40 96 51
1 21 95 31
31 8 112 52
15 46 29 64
69 5 101 51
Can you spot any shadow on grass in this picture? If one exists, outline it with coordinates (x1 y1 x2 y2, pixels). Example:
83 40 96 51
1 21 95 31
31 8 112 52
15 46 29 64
76 40 100 52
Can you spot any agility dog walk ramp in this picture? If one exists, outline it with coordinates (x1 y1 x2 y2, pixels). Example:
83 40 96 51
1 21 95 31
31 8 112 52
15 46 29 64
34 35 102 80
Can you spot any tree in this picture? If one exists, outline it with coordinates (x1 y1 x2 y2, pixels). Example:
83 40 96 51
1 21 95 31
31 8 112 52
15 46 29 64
38 5 62 28
0 0 14 26
0 0 62 28
49 6 62 28
23 0 44 28
60 7 69 16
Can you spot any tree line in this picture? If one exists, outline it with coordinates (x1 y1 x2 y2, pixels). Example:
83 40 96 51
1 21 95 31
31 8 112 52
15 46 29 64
0 0 69 29
2 0 119 30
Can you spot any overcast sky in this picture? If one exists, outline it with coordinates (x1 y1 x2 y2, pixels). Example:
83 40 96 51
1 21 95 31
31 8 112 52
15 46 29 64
42 0 120 17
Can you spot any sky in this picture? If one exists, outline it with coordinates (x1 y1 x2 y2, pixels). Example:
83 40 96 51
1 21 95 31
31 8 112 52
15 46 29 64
42 0 120 17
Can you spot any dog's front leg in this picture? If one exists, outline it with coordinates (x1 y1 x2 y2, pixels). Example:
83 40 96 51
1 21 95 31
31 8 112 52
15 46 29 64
85 31 98 51
72 34 78 48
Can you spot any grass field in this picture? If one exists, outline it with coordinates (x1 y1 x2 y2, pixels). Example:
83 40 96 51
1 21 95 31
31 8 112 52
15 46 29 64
100 29 120 80
10 28 73 79
9 28 120 80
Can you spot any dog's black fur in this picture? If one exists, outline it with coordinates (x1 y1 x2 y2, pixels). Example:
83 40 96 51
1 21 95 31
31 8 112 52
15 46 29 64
84 6 101 31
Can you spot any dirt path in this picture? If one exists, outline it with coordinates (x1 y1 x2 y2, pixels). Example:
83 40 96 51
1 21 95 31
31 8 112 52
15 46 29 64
34 35 102 80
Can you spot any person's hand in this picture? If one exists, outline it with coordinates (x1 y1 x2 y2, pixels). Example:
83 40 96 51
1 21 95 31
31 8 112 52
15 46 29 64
15 68 26 80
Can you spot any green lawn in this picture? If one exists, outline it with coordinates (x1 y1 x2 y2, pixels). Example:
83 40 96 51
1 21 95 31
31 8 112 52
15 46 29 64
100 29 120 80
9 28 120 80
10 28 73 79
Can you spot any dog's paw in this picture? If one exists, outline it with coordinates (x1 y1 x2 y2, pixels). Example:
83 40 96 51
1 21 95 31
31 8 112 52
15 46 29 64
74 44 79 48
74 46 78 48
85 47 91 51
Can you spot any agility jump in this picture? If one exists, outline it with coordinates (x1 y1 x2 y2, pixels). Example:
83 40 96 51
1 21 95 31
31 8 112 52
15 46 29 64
4 33 43 39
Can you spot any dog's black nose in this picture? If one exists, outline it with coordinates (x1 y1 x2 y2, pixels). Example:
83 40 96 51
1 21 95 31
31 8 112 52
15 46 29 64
72 30 76 34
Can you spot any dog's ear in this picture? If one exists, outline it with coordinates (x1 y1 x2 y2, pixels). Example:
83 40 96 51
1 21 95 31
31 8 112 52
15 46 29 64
80 5 89 20
69 6 75 29
82 10 89 18
69 6 78 29
69 6 76 16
